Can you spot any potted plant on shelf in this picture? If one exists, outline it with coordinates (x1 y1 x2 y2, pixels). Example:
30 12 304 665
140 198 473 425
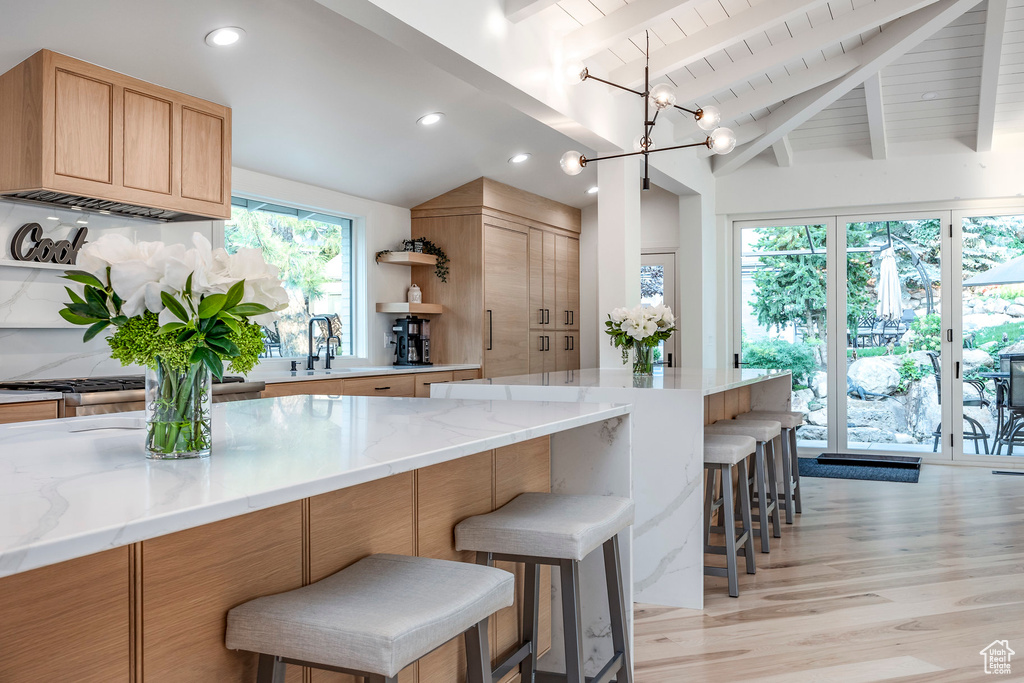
376 237 450 283
605 304 676 376
59 233 288 460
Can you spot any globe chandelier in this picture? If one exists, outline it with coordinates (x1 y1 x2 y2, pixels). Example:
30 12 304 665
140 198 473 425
560 33 737 190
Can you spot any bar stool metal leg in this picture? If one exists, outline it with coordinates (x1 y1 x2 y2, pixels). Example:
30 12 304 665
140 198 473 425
603 534 633 683
522 562 540 680
256 654 285 683
736 458 756 576
778 431 795 524
753 443 771 553
720 463 739 596
559 559 585 683
790 428 802 514
464 618 492 683
765 440 782 539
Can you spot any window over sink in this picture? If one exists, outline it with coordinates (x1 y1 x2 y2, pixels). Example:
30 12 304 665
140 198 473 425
225 197 353 359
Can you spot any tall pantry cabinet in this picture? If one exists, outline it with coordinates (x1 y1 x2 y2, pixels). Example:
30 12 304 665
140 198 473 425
412 178 581 378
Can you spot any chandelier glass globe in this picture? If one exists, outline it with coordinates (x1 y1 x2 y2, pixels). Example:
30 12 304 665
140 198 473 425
695 105 722 131
560 150 585 175
709 127 737 155
648 83 676 110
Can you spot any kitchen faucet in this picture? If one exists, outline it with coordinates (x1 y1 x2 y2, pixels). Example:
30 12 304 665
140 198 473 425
306 316 341 370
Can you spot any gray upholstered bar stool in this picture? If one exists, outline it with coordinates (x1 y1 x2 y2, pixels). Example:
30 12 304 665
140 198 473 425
225 554 514 683
455 492 635 683
703 434 757 597
735 410 804 523
704 418 782 553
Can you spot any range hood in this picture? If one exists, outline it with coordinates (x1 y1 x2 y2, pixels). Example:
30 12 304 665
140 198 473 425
0 50 232 223
3 190 212 223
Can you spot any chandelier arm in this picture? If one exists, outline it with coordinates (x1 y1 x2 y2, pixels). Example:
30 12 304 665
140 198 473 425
582 72 645 97
582 137 712 167
672 103 700 116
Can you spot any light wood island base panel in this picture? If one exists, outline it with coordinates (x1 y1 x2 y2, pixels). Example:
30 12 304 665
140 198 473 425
0 438 550 683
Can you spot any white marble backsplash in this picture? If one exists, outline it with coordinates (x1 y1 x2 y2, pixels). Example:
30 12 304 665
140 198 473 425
0 199 213 380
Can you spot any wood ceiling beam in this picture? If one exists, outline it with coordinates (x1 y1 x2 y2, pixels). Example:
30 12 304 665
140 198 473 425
772 136 795 167
713 0 979 176
672 0 942 108
863 73 888 160
610 0 829 87
976 0 1008 152
566 0 702 60
504 0 560 23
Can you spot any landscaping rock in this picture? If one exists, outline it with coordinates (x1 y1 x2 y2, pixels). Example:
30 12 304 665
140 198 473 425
807 409 827 426
847 398 898 432
964 312 1011 329
982 297 1010 314
1002 339 1024 356
792 388 815 414
847 357 900 395
905 378 941 440
963 348 996 374
796 425 827 442
1006 304 1024 318
895 433 915 444
848 427 889 443
812 371 828 398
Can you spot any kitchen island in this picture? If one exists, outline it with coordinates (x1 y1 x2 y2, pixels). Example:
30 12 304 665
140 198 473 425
432 367 792 610
0 395 630 682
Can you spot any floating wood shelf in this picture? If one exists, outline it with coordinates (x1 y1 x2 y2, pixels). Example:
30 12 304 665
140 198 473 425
376 303 443 315
376 252 437 267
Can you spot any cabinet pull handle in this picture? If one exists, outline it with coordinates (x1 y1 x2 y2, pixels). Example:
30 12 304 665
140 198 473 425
570 310 574 325
539 308 544 325
374 386 391 391
545 308 550 325
570 336 574 350
539 336 545 352
487 310 493 350
564 335 569 351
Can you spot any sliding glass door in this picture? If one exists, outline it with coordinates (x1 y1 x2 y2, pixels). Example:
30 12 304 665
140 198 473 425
736 219 834 452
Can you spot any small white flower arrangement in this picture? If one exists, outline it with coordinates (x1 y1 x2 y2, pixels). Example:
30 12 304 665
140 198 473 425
605 304 676 374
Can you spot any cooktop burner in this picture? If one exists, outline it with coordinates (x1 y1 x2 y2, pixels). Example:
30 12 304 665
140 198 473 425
0 374 245 393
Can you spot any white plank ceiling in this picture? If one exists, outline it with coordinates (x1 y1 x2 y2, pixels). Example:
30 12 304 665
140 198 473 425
546 0 1024 171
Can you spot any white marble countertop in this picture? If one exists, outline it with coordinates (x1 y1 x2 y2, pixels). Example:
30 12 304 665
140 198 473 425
0 390 64 405
249 364 480 385
0 396 629 578
446 367 790 396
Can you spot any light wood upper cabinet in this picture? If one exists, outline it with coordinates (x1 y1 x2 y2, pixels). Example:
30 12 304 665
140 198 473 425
0 50 231 220
555 235 580 330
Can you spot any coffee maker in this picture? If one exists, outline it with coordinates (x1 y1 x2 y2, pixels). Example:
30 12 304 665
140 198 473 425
392 316 432 366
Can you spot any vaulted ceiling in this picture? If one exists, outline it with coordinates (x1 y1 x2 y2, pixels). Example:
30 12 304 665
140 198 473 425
513 0 1023 174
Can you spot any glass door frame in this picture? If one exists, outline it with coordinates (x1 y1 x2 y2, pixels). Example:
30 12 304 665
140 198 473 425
835 210 954 462
640 250 679 368
732 216 839 456
950 207 1024 466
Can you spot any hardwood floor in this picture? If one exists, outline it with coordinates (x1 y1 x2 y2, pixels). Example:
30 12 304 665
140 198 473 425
634 464 1024 682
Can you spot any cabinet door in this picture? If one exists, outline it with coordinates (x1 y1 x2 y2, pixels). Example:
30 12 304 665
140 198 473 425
181 106 226 205
484 225 530 378
529 229 556 328
556 332 580 372
122 89 172 194
554 235 580 330
565 237 580 330
54 68 113 184
529 331 555 375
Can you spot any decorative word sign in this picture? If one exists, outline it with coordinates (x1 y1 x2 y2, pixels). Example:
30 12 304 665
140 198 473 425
10 223 89 265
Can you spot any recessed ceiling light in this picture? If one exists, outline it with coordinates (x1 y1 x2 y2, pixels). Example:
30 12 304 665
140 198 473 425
921 91 938 100
46 216 59 221
205 27 245 47
509 153 531 164
586 186 599 195
417 112 444 126
76 219 88 225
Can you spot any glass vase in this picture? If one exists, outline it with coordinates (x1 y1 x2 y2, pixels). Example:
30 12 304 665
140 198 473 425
145 356 212 459
632 345 655 376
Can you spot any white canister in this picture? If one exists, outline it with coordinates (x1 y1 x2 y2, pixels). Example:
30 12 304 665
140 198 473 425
408 284 423 304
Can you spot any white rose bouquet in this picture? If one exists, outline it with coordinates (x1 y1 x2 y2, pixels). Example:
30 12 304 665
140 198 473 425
60 232 288 458
605 304 676 375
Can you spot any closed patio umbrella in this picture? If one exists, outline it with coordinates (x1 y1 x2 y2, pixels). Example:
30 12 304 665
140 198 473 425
963 254 1024 287
876 247 902 320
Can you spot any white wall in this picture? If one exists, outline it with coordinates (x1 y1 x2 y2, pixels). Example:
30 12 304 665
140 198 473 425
0 168 411 380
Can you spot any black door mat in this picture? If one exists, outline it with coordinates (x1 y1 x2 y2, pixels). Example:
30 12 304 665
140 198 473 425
798 458 921 483
816 453 922 469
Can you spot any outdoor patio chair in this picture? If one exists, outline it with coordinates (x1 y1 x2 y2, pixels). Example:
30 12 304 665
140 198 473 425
927 351 990 454
260 321 282 358
854 315 879 348
1000 355 1024 455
